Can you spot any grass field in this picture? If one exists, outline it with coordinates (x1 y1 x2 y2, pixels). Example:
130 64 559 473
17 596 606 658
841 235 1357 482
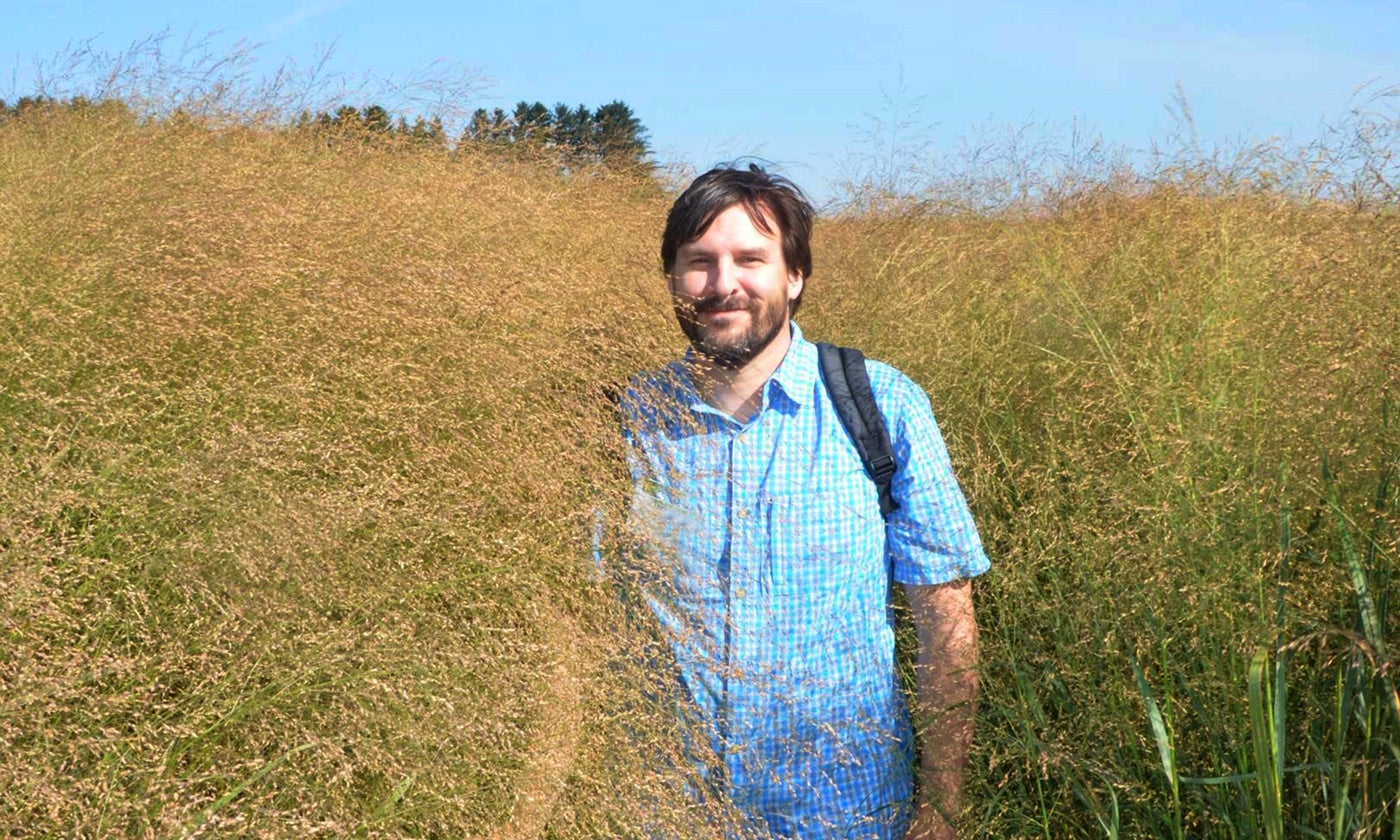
2 100 1398 837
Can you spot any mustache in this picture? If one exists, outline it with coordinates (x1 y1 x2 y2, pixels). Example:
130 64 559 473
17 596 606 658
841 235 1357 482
679 295 752 315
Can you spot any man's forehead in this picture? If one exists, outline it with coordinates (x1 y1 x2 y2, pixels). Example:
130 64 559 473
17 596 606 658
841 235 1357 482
679 201 781 250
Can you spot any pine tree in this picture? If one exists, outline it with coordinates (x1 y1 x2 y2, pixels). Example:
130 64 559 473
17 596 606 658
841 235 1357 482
334 104 362 129
591 100 650 168
361 105 391 133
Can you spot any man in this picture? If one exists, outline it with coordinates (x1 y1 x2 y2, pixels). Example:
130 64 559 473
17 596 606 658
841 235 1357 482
619 164 989 839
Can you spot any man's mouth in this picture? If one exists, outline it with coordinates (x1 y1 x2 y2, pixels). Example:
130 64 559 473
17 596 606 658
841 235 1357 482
693 298 749 316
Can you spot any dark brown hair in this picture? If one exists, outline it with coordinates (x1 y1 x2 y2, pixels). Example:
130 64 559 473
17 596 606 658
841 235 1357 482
660 163 815 313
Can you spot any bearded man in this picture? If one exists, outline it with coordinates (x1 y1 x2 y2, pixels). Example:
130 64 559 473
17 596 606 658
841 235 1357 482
619 164 989 839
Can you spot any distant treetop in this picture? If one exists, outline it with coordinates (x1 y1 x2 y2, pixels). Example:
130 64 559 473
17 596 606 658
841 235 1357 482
461 99 652 170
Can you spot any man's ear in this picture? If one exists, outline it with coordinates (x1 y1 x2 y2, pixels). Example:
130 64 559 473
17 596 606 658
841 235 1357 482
787 270 804 302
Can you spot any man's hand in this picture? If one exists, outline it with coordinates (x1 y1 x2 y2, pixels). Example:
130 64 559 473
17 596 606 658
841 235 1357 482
903 578 979 840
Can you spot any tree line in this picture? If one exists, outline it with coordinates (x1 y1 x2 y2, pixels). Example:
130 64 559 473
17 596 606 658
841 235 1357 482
2 95 653 172
297 99 651 169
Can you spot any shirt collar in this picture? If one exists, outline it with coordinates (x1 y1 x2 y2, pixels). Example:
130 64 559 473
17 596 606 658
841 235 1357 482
677 321 818 417
767 321 818 409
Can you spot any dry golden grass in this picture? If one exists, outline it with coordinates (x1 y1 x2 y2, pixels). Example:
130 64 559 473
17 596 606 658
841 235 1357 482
0 103 711 837
1 100 1398 837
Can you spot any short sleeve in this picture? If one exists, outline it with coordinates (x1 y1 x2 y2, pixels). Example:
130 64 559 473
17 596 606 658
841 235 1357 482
871 364 991 586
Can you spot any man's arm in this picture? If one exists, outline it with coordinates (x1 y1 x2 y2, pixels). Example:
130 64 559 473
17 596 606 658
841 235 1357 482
903 578 979 840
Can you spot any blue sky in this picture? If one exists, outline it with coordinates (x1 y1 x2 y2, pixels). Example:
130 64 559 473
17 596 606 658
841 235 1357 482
5 1 1398 202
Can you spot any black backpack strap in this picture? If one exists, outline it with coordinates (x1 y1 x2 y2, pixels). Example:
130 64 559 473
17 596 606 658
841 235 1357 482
816 342 900 520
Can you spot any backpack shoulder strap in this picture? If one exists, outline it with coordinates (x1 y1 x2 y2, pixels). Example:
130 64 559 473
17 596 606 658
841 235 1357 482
816 342 899 520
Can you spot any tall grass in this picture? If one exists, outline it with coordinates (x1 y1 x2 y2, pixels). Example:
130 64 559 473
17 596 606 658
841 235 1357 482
817 124 1400 834
0 100 706 836
2 89 1398 836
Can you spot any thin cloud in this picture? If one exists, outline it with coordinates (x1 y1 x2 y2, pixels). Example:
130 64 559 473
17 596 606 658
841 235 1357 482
264 0 351 40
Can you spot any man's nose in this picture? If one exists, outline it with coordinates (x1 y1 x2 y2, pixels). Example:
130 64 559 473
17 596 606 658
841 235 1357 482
709 258 740 295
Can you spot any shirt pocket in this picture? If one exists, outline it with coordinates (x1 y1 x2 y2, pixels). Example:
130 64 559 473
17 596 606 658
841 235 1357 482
763 483 884 599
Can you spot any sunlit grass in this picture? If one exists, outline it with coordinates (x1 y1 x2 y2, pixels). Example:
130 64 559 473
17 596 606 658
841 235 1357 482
1 89 1397 837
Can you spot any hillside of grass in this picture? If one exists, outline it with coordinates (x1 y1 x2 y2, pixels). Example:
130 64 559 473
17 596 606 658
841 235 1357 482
2 102 1398 837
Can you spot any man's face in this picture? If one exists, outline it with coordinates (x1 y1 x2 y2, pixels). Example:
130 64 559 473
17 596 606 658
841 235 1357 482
668 203 804 369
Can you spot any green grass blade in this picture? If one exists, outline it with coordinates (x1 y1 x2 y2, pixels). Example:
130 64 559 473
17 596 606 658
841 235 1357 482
1273 509 1290 810
372 773 417 820
1249 646 1284 840
1374 738 1400 840
1133 656 1176 787
1328 486 1400 730
184 743 314 835
1072 772 1121 840
1331 496 1386 659
1333 666 1355 840
1133 653 1181 838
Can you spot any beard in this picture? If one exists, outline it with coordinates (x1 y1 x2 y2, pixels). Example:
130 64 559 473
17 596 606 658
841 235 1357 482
673 291 790 369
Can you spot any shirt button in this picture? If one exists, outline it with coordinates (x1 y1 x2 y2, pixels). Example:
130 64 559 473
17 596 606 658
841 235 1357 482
735 588 747 599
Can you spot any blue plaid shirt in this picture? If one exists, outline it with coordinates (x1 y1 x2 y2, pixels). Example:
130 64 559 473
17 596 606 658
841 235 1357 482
621 323 990 839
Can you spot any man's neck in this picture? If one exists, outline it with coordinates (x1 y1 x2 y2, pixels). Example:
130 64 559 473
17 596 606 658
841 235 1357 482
693 323 793 424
